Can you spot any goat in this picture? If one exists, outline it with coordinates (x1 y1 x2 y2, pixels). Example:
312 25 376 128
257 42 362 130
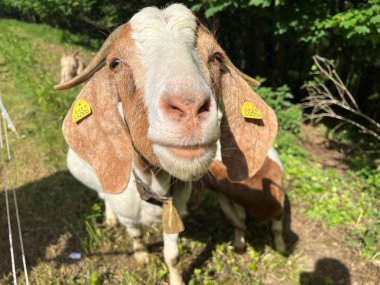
54 4 278 285
60 52 86 83
199 143 286 254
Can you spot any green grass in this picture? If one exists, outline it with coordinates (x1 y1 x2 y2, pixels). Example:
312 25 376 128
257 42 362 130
0 18 379 285
257 83 379 261
0 19 99 175
275 129 380 261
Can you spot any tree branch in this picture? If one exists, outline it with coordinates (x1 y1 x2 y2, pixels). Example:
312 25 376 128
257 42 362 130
302 55 380 141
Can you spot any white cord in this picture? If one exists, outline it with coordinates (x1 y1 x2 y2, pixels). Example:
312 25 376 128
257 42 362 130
1 120 17 285
0 97 19 138
12 189 29 285
1 96 29 284
3 117 11 161
3 117 30 284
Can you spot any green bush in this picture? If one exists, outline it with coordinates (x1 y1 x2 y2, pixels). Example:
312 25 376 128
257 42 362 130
1 0 379 119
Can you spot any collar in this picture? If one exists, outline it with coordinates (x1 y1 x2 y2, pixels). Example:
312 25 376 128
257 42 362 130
133 171 171 206
133 171 185 234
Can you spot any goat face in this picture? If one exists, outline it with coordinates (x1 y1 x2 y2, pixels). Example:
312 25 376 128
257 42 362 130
55 4 278 194
125 6 219 181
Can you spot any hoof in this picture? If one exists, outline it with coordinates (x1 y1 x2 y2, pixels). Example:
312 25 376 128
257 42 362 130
134 250 150 265
105 216 118 227
233 229 246 253
274 237 286 254
169 274 185 285
233 242 246 253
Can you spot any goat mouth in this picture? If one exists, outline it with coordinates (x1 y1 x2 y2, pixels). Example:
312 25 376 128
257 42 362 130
170 145 208 159
161 144 210 159
152 142 217 181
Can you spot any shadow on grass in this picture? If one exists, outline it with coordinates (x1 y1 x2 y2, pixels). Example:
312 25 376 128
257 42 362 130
299 258 351 285
0 171 99 280
181 193 299 282
1 171 298 283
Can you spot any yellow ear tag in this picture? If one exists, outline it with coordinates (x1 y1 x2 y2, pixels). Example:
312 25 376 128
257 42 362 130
72 99 92 123
241 101 263 119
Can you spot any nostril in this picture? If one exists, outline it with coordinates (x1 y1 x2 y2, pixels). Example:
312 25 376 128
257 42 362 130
160 95 212 120
197 98 211 115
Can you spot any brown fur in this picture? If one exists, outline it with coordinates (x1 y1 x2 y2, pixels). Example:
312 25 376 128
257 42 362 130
197 27 278 181
62 68 134 194
61 22 278 194
202 157 284 222
110 25 161 167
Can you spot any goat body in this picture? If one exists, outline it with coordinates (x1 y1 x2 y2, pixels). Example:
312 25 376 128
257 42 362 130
200 146 286 253
54 4 278 285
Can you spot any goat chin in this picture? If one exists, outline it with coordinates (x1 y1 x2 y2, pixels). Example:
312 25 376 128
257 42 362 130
153 143 217 181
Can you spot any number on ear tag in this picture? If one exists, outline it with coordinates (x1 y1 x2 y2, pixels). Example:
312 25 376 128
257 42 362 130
241 101 263 119
72 99 92 123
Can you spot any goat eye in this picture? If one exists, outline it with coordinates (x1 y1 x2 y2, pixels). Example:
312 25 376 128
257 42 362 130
209 52 223 64
110 59 122 71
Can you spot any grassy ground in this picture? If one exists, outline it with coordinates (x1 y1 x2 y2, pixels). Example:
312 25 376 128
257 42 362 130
0 19 379 284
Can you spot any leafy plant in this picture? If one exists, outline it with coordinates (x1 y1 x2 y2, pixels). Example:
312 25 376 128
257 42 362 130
279 128 380 260
254 84 302 134
67 202 108 255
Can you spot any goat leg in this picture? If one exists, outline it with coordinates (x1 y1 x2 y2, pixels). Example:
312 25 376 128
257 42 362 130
104 200 118 226
232 202 247 252
215 193 247 251
126 225 149 265
272 218 286 254
163 232 184 285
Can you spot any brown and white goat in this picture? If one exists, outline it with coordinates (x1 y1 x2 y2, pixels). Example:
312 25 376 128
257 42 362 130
60 52 86 83
200 144 286 253
54 4 277 285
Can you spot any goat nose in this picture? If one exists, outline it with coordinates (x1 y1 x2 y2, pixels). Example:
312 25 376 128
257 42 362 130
160 95 211 121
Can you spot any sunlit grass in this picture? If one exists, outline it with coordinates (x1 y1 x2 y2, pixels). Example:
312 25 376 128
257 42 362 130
0 19 378 285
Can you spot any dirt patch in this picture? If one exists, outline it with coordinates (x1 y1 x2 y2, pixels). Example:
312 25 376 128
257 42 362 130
300 124 352 173
287 204 379 285
275 124 380 285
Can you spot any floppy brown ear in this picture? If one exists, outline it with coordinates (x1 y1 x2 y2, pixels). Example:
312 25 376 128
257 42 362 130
62 68 133 194
220 66 278 181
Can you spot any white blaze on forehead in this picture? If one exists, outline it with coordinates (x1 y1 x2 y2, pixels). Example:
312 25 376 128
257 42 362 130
128 4 218 181
129 4 202 124
128 3 212 132
129 4 197 64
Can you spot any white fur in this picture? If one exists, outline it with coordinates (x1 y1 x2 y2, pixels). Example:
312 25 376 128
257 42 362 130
68 149 191 284
130 4 219 181
163 233 183 285
215 140 222 161
215 141 283 172
67 5 223 284
267 147 283 171
153 143 217 181
70 93 193 283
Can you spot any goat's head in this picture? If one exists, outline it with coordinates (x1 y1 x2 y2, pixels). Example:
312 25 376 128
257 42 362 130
54 4 277 194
